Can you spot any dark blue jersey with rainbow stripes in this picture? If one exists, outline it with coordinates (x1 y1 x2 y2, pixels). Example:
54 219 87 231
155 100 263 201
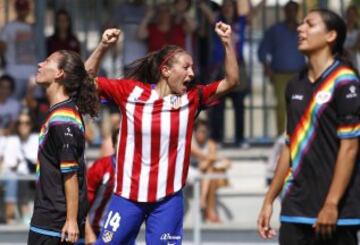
30 99 88 235
281 60 360 225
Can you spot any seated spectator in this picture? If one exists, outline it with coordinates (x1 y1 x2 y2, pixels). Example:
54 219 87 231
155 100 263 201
85 129 118 244
46 9 81 56
137 2 196 52
1 109 38 224
99 106 121 157
0 74 21 136
25 76 48 132
266 133 286 186
189 119 231 223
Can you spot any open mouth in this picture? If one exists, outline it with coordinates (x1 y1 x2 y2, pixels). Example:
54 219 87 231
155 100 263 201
298 35 306 42
183 80 191 88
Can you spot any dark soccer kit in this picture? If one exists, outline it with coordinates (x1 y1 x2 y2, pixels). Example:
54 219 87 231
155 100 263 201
28 99 88 244
280 60 360 244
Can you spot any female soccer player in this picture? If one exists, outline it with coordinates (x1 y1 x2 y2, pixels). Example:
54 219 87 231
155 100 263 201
28 50 99 244
85 21 240 244
257 9 360 245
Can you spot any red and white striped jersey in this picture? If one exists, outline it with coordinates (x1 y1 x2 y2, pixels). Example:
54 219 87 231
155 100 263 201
97 77 220 202
87 155 115 234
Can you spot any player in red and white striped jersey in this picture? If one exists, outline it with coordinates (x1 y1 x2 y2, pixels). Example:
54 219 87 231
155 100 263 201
84 129 118 244
86 22 240 244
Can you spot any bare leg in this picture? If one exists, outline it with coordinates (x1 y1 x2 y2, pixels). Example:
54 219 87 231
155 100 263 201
5 202 16 224
205 169 221 223
199 161 211 210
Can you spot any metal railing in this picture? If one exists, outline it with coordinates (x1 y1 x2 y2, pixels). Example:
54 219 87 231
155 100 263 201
0 170 267 244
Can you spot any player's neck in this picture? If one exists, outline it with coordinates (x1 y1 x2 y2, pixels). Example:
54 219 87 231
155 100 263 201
307 50 334 82
46 83 70 108
154 79 172 98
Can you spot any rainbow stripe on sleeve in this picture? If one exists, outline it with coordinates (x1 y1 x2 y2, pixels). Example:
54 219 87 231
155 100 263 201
60 161 79 173
337 123 360 138
39 108 83 148
281 66 358 198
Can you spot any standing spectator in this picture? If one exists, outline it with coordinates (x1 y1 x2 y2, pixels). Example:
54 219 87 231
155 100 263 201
0 75 21 136
0 0 36 100
173 0 197 54
258 9 360 244
2 110 38 224
189 119 231 223
137 2 196 52
86 21 239 244
46 9 81 56
199 0 264 147
111 0 147 72
258 0 305 136
28 50 99 244
344 5 360 72
85 129 118 244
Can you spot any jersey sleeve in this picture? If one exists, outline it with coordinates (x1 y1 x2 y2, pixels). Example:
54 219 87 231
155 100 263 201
335 75 360 139
52 123 84 174
197 81 222 107
96 77 133 104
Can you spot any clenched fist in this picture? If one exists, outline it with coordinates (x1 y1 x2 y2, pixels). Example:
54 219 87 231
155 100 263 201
101 28 122 48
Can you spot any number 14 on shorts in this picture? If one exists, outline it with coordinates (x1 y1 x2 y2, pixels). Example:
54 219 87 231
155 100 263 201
104 211 121 232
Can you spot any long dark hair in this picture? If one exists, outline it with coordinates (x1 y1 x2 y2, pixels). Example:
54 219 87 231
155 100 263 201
54 9 74 39
57 50 99 117
124 45 185 84
312 8 358 74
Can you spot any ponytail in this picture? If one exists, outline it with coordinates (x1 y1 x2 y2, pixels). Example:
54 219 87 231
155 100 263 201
125 51 160 84
124 45 185 83
56 50 100 117
75 73 99 118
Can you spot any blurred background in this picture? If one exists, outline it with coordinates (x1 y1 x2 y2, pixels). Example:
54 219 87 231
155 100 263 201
0 0 359 244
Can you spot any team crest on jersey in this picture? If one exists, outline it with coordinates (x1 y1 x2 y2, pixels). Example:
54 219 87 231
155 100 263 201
102 230 114 243
346 85 358 99
315 91 331 104
170 95 182 109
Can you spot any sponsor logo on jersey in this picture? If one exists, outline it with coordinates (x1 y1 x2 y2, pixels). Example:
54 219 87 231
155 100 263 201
315 91 331 104
160 233 182 241
291 94 304 101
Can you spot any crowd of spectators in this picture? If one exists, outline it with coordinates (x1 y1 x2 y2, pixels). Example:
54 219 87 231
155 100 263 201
0 0 359 225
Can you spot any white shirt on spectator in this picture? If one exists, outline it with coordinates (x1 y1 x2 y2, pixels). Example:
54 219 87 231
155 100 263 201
2 133 38 175
0 136 7 173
